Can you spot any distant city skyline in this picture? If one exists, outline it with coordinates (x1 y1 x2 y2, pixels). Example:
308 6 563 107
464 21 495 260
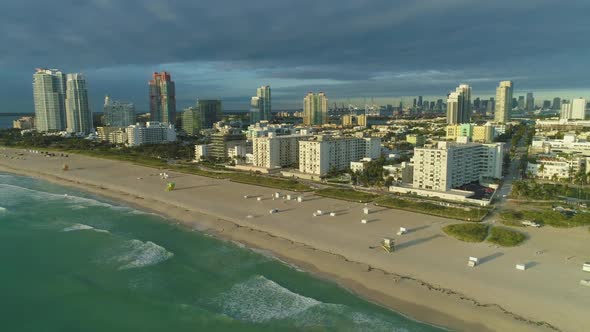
2 1 590 113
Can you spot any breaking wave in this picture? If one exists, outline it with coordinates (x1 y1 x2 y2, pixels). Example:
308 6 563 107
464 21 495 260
216 275 411 331
62 223 110 234
116 239 174 270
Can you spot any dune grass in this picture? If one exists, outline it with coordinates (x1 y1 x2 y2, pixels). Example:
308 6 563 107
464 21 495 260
442 223 489 243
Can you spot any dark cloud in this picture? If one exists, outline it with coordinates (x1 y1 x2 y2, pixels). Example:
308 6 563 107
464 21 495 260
1 0 590 111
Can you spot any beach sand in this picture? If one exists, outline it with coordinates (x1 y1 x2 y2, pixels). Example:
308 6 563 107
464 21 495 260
1 147 588 332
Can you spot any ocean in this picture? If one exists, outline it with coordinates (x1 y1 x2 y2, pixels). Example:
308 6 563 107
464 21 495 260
0 115 14 129
0 173 444 332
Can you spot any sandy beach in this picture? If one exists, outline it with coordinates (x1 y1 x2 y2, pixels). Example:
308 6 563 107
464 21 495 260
1 147 588 332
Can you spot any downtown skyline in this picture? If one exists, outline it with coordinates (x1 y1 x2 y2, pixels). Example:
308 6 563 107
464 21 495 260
1 0 590 112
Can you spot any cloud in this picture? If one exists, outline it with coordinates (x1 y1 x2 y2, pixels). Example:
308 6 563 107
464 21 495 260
1 0 590 111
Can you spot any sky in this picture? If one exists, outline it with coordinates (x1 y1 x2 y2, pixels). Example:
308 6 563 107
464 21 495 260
1 0 590 113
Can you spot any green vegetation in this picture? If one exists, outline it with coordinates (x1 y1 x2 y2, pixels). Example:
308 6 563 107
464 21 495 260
500 208 590 228
228 174 310 192
349 156 388 187
315 188 378 203
487 227 526 247
376 196 490 221
442 223 489 243
512 180 590 200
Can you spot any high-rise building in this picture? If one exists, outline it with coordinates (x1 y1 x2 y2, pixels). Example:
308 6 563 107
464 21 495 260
412 141 504 192
103 96 135 127
526 92 535 111
542 100 551 109
552 97 561 110
65 74 93 134
303 92 328 126
32 68 66 132
250 85 272 123
494 81 513 123
446 84 471 125
298 135 381 176
571 98 586 120
197 99 223 128
518 96 525 110
149 72 176 124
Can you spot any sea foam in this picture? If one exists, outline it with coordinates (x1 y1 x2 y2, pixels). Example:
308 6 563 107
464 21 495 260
218 275 324 322
62 223 110 234
116 239 174 270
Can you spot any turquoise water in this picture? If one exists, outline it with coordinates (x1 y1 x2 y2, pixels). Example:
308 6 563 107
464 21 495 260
0 173 445 332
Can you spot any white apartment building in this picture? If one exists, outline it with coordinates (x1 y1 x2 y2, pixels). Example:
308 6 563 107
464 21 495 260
126 122 176 147
527 156 585 180
299 135 381 176
194 144 209 161
252 133 310 169
412 141 504 192
531 134 590 156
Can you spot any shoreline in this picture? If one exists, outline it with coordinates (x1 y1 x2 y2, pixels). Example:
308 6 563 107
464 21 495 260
0 150 576 331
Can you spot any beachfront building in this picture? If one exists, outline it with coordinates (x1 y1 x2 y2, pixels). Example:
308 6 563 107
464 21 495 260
527 156 586 181
303 92 328 126
194 144 210 162
209 128 246 160
126 122 176 147
495 81 513 123
412 141 504 192
103 96 135 127
149 72 176 124
446 123 494 143
32 68 66 132
12 116 34 130
65 74 93 134
446 84 471 125
298 135 381 176
252 133 310 169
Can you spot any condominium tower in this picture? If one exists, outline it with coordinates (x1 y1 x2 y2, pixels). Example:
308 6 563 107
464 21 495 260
446 84 471 125
412 141 504 192
149 72 176 124
494 81 513 123
303 92 328 126
103 96 135 127
32 68 66 132
65 74 93 134
250 85 271 123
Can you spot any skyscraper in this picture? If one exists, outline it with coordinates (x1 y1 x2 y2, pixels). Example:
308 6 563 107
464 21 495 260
518 96 525 110
526 92 534 111
552 97 561 110
149 72 176 124
571 98 586 120
103 96 135 127
65 74 93 134
494 81 513 124
249 85 271 123
303 92 328 126
32 68 66 132
446 84 471 125
197 99 223 128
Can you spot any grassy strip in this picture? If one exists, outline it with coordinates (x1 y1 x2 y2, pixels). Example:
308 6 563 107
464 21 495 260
376 196 490 221
487 227 527 247
228 174 311 192
442 223 489 243
315 188 378 203
500 209 590 228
